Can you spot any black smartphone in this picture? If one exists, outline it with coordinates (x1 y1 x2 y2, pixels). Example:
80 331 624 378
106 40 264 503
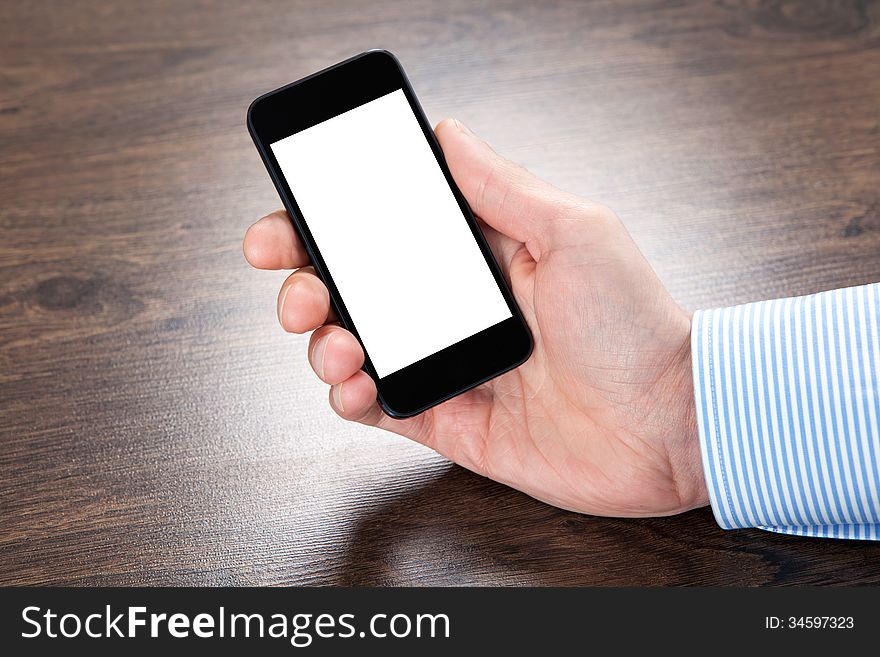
247 50 532 418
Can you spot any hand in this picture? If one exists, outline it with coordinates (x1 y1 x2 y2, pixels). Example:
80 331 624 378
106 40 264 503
243 119 708 517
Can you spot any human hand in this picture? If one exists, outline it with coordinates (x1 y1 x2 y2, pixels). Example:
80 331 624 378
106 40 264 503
243 119 708 517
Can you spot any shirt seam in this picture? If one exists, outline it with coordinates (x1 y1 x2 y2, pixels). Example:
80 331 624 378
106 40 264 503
707 311 738 525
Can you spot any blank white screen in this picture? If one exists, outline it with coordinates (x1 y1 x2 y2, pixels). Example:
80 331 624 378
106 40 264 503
270 89 512 378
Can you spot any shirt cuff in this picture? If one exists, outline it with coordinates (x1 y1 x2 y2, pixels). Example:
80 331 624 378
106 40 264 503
691 284 880 540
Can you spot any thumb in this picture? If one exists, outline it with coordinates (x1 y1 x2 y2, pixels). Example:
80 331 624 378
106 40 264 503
435 118 586 257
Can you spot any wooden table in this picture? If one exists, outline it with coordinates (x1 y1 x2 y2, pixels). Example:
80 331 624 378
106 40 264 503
2 0 879 586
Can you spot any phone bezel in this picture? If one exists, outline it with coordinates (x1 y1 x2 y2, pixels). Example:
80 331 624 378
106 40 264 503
247 50 533 418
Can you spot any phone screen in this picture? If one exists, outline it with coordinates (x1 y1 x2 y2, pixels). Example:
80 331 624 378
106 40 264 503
270 89 512 378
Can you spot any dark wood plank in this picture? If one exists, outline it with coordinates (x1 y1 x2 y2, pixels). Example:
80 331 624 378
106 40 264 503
1 0 880 585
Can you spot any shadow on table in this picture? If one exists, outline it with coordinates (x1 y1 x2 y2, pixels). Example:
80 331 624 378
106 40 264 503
335 464 828 586
336 463 880 586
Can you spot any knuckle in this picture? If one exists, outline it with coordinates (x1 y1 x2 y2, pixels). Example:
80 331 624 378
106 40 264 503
556 198 619 232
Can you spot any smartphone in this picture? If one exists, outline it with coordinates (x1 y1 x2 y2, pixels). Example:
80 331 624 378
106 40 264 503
247 50 532 418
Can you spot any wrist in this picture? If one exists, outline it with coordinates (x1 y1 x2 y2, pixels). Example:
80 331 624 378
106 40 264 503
659 317 709 514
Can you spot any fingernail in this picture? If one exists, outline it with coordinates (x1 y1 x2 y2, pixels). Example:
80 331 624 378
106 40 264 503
311 332 332 379
454 118 477 137
332 383 345 413
277 281 294 325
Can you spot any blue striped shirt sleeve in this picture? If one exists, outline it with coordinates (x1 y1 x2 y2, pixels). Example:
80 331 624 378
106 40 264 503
691 283 880 540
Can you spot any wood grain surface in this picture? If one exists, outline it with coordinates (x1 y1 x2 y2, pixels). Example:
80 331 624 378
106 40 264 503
2 0 880 586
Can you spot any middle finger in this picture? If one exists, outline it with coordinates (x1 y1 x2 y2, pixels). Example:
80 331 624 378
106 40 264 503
277 266 333 333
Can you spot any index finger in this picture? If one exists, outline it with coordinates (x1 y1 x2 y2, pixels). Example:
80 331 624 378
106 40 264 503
243 209 311 270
